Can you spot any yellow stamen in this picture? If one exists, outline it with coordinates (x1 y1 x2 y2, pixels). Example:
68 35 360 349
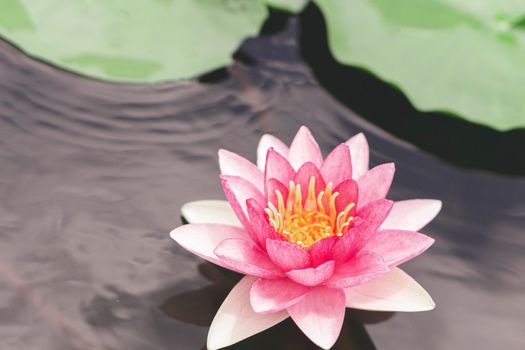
266 176 355 248
316 191 325 213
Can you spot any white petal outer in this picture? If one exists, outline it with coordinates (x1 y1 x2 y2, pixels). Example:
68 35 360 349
257 134 290 170
207 276 288 350
344 267 435 312
287 287 346 350
181 200 241 226
380 199 442 231
170 223 246 268
345 132 369 180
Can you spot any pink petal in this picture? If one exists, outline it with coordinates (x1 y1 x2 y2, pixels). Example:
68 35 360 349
221 175 265 218
356 163 395 209
331 199 393 263
287 260 335 286
219 149 264 191
246 199 281 248
344 267 435 312
363 230 434 267
293 162 326 202
309 236 338 266
345 132 369 180
325 251 389 289
264 148 295 187
352 199 394 249
357 198 394 226
250 278 311 314
266 239 312 271
380 199 442 231
330 230 356 264
214 239 284 278
221 175 265 243
180 200 241 226
208 276 288 350
321 143 352 186
333 179 359 213
288 126 323 170
257 134 289 170
266 178 289 208
287 286 346 350
170 224 246 269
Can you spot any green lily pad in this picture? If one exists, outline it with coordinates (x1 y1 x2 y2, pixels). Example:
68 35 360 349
315 0 525 130
0 0 268 82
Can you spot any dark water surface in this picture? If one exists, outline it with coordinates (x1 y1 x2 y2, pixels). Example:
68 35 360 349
1 16 524 350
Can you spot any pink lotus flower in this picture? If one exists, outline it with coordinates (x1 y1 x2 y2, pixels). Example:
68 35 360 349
171 126 440 349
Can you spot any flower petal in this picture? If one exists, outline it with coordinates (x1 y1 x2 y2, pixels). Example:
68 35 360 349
344 267 435 312
287 286 346 350
246 199 281 248
331 199 393 263
321 143 352 186
221 175 265 218
356 163 395 209
266 178 289 208
250 278 310 314
363 230 435 267
309 236 338 266
181 200 241 226
208 276 288 350
170 224 246 268
257 134 289 170
219 149 264 191
333 179 359 213
380 199 442 231
266 239 312 271
265 148 295 188
325 251 389 289
215 239 284 278
288 126 323 170
293 162 326 202
330 230 356 264
352 198 394 250
345 133 369 180
287 260 335 287
221 175 264 243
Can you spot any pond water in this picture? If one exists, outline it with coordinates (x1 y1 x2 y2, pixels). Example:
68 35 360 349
0 11 524 350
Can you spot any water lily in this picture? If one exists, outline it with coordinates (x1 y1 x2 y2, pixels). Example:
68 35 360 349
171 126 440 349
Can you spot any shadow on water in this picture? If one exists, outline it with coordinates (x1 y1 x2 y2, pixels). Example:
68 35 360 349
197 9 291 85
297 3 525 176
160 263 384 350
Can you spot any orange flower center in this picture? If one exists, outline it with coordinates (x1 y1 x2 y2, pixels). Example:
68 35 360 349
265 176 355 249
